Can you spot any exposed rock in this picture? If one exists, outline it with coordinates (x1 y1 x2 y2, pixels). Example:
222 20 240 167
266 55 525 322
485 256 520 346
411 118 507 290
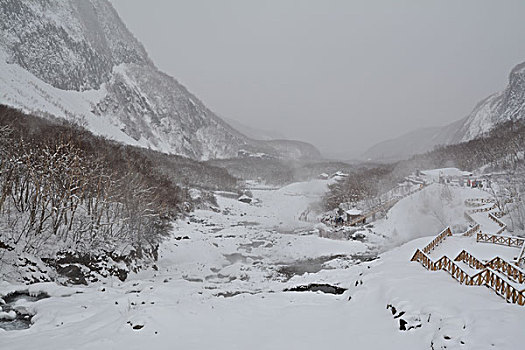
284 283 347 295
0 0 320 161
363 61 525 161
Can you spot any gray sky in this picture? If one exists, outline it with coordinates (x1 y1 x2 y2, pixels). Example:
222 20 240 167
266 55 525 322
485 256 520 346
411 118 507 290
111 0 525 158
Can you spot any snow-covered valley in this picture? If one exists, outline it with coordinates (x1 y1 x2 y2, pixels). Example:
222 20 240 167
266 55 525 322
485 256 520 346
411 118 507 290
1 1 524 348
1 178 523 350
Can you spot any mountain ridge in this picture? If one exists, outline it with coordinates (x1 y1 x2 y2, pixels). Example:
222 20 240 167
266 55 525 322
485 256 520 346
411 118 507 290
363 60 525 162
0 0 320 161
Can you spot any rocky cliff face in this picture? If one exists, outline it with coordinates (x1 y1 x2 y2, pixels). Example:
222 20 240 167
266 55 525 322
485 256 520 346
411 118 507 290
452 62 525 143
0 0 150 91
363 61 525 161
0 0 320 160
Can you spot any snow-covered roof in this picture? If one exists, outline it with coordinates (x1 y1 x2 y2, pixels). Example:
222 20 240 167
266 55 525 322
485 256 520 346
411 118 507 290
345 209 362 216
331 171 349 178
238 195 252 203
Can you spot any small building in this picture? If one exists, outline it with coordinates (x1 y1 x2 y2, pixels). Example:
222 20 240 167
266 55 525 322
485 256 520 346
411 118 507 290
346 208 364 225
318 173 329 180
330 171 349 179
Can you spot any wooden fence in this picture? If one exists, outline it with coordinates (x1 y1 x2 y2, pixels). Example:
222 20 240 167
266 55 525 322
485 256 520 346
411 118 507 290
492 211 505 219
488 212 507 234
467 204 496 214
477 232 524 248
410 249 435 270
411 248 525 305
487 257 525 284
482 269 525 305
433 254 484 285
422 227 452 254
454 250 486 269
411 249 485 286
409 195 525 305
464 198 495 207
455 250 525 284
463 223 480 237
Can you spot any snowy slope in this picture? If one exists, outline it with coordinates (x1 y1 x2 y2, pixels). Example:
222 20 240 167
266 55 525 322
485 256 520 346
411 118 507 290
374 184 469 244
364 61 525 161
0 0 320 160
1 179 523 349
0 50 145 148
362 120 463 161
453 62 525 142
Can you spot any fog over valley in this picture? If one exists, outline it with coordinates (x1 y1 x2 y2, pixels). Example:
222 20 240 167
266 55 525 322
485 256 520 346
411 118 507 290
0 1 524 349
112 0 525 158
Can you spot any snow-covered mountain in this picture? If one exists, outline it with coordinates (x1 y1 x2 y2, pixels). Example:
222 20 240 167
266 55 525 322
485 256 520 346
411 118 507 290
0 0 320 160
453 62 525 140
362 121 462 162
364 61 525 161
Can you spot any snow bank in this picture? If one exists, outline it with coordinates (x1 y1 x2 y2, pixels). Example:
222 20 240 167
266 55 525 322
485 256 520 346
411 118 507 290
375 184 490 245
1 180 523 349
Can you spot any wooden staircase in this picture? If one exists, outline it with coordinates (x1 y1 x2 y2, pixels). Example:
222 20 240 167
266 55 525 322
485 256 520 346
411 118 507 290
411 247 525 306
410 195 525 306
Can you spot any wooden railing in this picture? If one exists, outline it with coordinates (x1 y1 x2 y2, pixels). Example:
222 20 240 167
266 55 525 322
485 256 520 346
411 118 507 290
477 232 525 248
488 212 507 234
467 204 497 214
434 255 485 285
464 198 495 207
422 227 452 254
488 213 505 227
496 227 506 235
412 249 486 286
409 195 525 305
463 223 480 237
454 250 486 270
463 197 507 234
481 269 525 305
412 248 525 305
410 249 435 270
492 211 505 219
455 250 525 284
464 197 512 226
487 257 525 284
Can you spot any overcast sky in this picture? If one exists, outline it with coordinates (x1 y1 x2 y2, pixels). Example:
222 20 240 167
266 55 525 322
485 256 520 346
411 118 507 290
111 0 525 158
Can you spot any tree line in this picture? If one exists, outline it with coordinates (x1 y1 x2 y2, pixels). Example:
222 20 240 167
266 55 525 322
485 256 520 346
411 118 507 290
325 119 525 210
0 105 238 258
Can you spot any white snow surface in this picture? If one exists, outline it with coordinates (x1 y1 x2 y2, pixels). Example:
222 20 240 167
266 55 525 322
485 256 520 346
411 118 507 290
0 0 321 161
0 50 148 148
374 184 485 245
1 179 523 349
